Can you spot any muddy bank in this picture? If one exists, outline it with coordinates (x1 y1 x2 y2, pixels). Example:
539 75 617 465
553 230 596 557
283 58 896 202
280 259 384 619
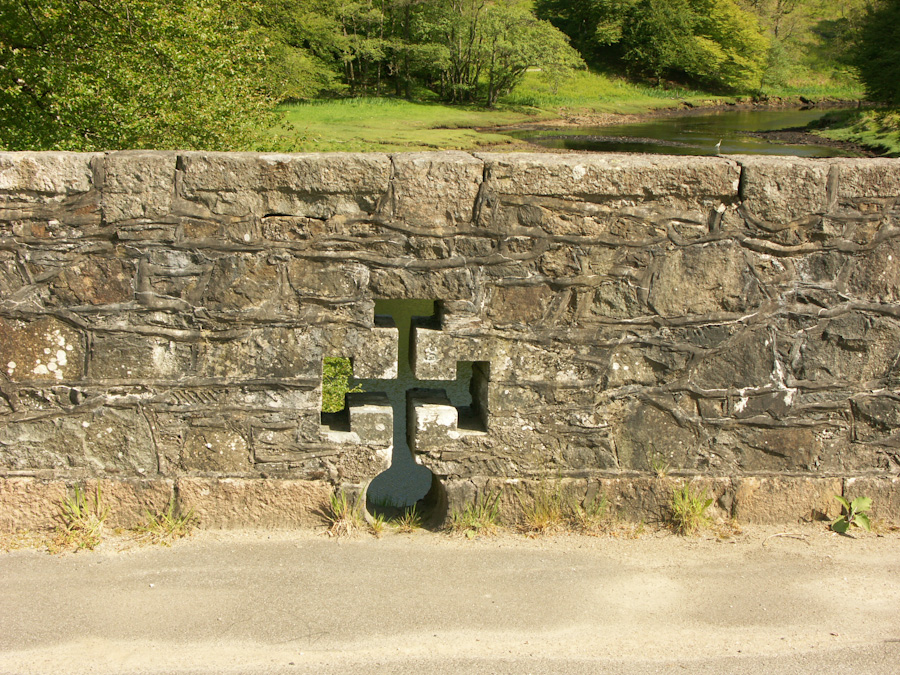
477 99 877 156
744 128 879 157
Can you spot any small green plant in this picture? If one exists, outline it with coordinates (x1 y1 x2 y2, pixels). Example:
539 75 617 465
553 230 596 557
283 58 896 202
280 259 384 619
135 501 197 546
327 490 364 537
393 505 423 533
449 490 502 538
55 485 110 551
670 483 713 536
519 482 566 534
369 511 387 537
321 357 363 413
832 495 873 534
569 491 610 533
650 453 671 479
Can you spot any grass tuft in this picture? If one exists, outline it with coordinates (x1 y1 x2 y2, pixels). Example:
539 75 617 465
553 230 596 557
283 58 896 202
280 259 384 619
449 490 502 538
53 485 110 552
134 501 197 546
670 483 713 536
327 491 365 538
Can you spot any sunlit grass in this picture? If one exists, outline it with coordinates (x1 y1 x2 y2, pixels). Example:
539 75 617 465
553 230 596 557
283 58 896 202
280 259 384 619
262 97 536 153
816 109 900 157
257 68 869 154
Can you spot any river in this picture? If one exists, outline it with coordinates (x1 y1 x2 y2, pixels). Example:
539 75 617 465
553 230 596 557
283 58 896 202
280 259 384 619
508 106 862 157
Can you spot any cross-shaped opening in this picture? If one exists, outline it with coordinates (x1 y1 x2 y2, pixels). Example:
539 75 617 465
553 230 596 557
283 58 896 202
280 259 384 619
320 298 488 521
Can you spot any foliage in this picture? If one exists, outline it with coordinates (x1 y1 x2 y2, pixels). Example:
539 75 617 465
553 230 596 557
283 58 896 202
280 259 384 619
393 505 423 533
814 109 900 157
134 501 197 546
322 357 362 413
449 490 502 537
54 485 109 551
327 490 365 537
852 0 900 104
670 482 713 535
519 481 567 534
569 491 610 533
832 495 872 534
0 0 277 151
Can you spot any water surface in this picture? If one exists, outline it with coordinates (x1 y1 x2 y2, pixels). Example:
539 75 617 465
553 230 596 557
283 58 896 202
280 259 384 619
510 107 859 157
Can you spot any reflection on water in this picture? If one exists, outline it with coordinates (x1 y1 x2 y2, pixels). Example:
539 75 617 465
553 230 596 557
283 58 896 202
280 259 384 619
509 108 860 157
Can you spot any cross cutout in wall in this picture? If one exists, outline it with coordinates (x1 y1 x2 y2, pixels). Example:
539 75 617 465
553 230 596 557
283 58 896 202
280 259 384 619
321 299 489 506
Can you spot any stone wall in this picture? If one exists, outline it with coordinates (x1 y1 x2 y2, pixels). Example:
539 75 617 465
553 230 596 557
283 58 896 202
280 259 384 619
1 150 899 529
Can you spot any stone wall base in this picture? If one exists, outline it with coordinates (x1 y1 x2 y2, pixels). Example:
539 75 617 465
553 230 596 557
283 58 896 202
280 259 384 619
2 475 898 532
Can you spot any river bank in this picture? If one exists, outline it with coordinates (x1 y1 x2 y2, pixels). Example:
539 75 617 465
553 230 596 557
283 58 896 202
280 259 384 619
477 98 877 157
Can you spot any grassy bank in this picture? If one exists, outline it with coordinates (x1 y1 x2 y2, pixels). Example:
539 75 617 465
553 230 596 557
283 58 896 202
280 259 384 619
258 69 865 154
812 109 900 157
258 71 730 153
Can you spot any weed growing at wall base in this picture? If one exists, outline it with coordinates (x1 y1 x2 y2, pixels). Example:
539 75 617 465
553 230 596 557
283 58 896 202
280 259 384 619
134 501 197 546
327 491 365 537
449 491 502 537
670 483 713 536
53 485 109 552
832 495 873 534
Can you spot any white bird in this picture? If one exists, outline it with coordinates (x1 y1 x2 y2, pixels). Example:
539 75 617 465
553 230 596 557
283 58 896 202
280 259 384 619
715 139 722 156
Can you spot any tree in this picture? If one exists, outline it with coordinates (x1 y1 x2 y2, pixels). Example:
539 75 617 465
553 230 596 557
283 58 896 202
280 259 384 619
538 0 768 91
0 0 277 151
853 0 900 104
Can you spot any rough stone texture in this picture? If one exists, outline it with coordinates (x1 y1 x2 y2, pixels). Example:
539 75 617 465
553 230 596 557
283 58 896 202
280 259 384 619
1 151 900 528
0 478 68 531
732 477 842 524
844 476 900 524
176 477 331 528
84 478 175 529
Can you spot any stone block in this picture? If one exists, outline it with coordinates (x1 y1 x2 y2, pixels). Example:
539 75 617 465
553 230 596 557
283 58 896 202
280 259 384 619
175 477 332 528
197 328 319 382
732 476 842 524
736 155 832 225
0 478 68 532
83 478 175 529
0 408 157 475
389 152 484 228
486 285 554 325
89 334 193 381
323 319 398 380
101 151 176 222
409 388 460 452
843 476 900 524
348 393 393 446
0 317 84 383
412 326 457 380
321 392 394 450
599 476 734 523
837 158 900 200
178 152 391 219
49 256 135 306
647 242 762 316
477 153 739 232
0 152 96 198
181 427 251 473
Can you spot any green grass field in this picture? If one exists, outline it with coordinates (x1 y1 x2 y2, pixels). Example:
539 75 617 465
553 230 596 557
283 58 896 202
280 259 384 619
815 109 900 157
258 69 869 154
258 70 736 153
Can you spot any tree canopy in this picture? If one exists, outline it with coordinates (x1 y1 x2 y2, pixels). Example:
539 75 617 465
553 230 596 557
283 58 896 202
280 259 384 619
536 0 769 91
0 0 279 151
852 0 900 104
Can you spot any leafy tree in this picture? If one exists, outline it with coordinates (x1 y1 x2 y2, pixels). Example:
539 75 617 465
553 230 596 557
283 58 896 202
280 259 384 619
0 0 277 151
539 0 768 91
853 0 900 104
621 0 698 81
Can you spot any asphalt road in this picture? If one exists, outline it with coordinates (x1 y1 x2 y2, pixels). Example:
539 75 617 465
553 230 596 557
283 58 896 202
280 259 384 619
1 526 899 674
